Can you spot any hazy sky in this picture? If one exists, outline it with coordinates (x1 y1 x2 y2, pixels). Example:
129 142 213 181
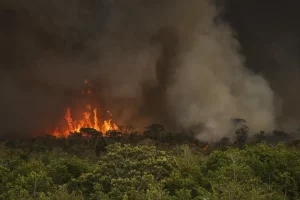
0 0 299 139
224 0 300 122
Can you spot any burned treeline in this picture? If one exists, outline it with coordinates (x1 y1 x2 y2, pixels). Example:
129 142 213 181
2 119 300 158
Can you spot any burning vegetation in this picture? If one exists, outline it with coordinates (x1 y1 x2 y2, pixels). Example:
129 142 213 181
51 80 118 138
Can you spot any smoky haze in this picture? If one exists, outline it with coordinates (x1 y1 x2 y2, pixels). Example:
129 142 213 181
0 0 296 140
223 0 300 132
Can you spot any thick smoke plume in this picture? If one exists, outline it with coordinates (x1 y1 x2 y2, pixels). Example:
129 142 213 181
0 0 278 140
165 1 276 141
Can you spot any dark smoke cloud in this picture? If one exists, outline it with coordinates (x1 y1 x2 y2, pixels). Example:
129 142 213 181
0 0 297 140
222 0 300 131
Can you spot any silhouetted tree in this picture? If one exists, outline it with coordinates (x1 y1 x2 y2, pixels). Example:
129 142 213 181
252 131 267 144
269 130 290 144
144 124 166 141
118 125 135 134
216 137 231 148
106 130 122 142
233 118 249 147
80 128 103 138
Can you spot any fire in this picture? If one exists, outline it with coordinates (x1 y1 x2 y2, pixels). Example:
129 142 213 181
52 105 118 137
51 80 118 137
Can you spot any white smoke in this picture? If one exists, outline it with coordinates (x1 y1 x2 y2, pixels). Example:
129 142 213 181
166 1 276 141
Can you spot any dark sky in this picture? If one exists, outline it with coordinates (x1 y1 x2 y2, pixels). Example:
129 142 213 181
223 0 300 121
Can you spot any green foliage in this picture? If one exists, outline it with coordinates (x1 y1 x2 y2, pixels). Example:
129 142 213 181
244 143 300 198
46 186 85 200
77 143 175 199
2 160 54 200
164 145 210 199
2 138 300 200
46 155 89 185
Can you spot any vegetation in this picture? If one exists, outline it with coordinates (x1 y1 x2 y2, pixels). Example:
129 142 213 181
1 124 300 200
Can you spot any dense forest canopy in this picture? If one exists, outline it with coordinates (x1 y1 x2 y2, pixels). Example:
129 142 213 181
1 125 300 200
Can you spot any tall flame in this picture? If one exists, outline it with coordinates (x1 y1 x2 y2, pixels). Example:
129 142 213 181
93 108 100 130
50 80 118 137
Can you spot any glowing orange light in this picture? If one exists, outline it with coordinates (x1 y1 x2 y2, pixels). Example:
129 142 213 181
50 80 118 137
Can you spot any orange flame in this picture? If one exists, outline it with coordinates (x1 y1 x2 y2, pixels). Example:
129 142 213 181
52 127 60 138
51 105 118 137
65 107 73 131
93 108 100 130
50 80 118 137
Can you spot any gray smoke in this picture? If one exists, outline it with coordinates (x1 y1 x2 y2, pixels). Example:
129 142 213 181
165 1 276 141
222 0 300 133
0 0 277 140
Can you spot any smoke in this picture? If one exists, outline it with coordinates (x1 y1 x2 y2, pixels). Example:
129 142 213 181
166 2 276 141
0 0 279 140
222 0 300 132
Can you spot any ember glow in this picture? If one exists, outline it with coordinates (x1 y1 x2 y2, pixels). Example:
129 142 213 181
51 80 118 137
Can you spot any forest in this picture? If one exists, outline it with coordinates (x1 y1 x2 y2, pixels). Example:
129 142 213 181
1 123 300 200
